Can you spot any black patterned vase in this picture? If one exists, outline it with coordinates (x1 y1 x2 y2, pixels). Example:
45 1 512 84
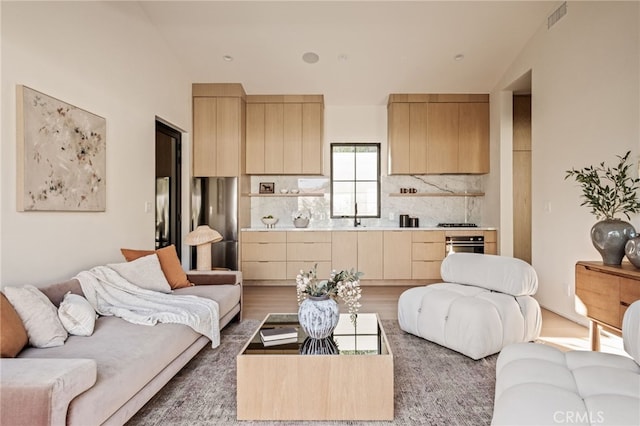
298 295 339 339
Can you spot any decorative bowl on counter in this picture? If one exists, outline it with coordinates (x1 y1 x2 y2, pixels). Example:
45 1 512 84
290 189 300 194
280 189 289 194
261 216 279 228
293 218 309 228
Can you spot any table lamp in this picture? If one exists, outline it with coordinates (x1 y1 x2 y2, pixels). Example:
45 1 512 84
185 225 223 271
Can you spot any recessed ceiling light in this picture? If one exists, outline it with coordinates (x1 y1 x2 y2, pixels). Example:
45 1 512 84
338 54 348 62
223 55 233 62
302 52 320 64
454 54 465 61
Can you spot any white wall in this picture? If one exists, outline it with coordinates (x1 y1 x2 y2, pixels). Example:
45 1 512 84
1 2 192 285
490 1 640 322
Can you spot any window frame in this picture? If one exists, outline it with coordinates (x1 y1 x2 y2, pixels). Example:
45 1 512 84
330 142 381 219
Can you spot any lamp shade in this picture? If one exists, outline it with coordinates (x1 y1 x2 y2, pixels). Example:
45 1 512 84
185 225 223 271
185 225 223 246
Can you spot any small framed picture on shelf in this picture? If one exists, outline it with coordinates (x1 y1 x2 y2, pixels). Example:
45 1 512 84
259 182 275 194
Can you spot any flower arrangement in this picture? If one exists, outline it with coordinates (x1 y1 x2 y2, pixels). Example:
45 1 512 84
296 264 363 323
565 151 640 220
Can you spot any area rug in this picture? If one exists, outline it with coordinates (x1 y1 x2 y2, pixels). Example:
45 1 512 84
127 319 497 426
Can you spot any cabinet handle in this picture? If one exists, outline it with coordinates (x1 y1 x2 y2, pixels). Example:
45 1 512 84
621 301 631 307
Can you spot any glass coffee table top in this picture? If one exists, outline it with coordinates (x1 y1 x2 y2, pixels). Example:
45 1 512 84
242 313 389 356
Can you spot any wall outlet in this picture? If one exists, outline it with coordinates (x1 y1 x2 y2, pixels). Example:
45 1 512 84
144 201 153 213
389 212 395 221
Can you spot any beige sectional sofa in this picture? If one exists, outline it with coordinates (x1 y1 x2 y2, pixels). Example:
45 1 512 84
0 271 242 426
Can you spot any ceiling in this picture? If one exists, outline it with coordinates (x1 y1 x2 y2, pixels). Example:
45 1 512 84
138 1 557 105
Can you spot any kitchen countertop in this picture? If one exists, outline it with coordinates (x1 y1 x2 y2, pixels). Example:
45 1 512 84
242 226 497 231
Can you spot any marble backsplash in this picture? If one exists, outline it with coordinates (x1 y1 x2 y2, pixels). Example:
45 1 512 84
249 175 484 229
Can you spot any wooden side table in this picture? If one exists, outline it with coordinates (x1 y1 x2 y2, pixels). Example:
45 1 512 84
575 261 640 350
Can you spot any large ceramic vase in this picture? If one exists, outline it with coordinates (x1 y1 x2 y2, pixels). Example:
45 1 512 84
298 295 339 339
625 236 640 268
299 336 339 355
591 219 636 265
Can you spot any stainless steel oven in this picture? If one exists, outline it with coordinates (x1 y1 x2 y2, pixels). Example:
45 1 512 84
446 236 484 255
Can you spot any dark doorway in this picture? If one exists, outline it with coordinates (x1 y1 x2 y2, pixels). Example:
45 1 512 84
155 121 182 257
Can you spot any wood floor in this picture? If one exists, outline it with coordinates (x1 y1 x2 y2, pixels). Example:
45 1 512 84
242 285 626 355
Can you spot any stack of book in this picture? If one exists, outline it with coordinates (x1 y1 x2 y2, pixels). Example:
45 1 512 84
259 327 298 346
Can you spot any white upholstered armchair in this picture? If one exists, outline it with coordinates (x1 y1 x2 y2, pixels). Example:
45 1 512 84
398 253 542 360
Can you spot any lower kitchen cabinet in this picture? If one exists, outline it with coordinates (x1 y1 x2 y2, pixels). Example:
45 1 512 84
331 231 358 272
357 231 384 280
412 231 445 280
240 229 496 284
383 231 412 279
484 230 497 255
241 231 286 280
286 231 331 279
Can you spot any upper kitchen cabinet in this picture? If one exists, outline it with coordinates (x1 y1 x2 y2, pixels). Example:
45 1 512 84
387 94 489 175
245 95 323 175
192 83 246 177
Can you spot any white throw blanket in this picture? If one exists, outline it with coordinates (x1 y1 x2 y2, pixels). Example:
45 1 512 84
75 266 220 347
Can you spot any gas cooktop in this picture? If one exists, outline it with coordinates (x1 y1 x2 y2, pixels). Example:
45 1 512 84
437 223 478 228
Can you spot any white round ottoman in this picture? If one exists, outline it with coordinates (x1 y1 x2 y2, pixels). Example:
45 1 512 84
398 253 542 360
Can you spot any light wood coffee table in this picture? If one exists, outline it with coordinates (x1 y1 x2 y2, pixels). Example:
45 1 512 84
236 313 394 420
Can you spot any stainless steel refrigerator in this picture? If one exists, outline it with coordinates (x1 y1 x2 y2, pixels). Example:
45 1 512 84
191 177 238 270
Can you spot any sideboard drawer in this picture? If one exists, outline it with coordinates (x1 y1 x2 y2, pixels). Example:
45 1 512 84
620 276 640 323
575 264 621 329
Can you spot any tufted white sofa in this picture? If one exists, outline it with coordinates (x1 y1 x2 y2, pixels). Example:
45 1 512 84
492 300 640 426
398 253 542 360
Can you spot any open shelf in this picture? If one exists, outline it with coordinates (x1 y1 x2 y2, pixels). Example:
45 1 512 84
388 192 485 197
245 193 325 197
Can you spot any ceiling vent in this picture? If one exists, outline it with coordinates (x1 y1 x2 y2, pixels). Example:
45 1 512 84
548 2 567 29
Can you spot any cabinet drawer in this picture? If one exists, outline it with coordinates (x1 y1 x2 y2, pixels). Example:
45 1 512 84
484 230 497 243
286 231 331 243
287 243 331 261
412 231 445 243
412 242 445 261
242 231 286 243
412 261 442 280
286 261 331 280
484 242 497 255
575 265 621 328
242 243 286 261
242 261 286 280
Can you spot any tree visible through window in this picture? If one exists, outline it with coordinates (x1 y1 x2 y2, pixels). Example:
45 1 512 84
331 143 380 218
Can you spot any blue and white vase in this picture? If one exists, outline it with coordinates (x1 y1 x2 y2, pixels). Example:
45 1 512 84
298 295 339 339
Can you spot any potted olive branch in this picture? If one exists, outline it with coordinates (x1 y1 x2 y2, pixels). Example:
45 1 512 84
565 151 640 265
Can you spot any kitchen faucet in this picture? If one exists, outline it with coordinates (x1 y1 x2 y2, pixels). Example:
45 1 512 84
354 202 361 227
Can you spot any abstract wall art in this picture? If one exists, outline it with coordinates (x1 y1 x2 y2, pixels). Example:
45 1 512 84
16 85 106 211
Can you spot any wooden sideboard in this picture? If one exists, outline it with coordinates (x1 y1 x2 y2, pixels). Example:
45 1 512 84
575 261 640 350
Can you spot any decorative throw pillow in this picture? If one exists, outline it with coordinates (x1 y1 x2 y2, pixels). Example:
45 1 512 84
58 293 97 336
108 254 172 293
3 285 67 348
120 245 191 289
0 292 29 357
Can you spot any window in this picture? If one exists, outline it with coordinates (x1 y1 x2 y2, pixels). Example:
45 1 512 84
331 143 380 218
